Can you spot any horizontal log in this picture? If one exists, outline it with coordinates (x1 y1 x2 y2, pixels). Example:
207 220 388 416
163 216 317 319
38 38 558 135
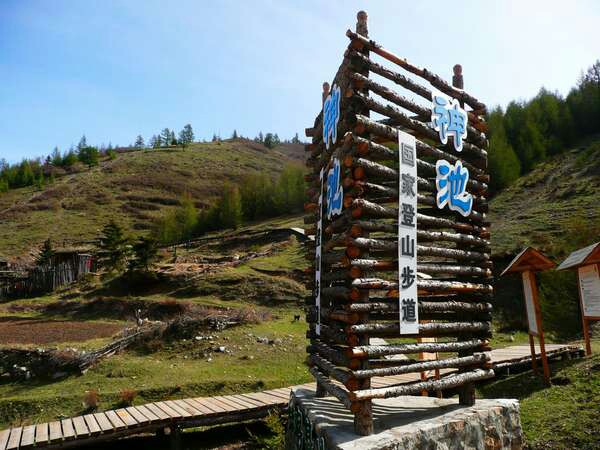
345 50 487 132
349 214 490 238
345 31 487 112
348 237 489 262
350 369 495 401
309 323 359 346
345 300 492 314
349 72 487 148
352 113 486 171
310 354 358 390
352 90 488 156
351 198 490 230
309 366 357 411
347 339 488 359
350 153 488 197
307 340 359 369
351 352 490 379
347 321 492 337
348 259 491 277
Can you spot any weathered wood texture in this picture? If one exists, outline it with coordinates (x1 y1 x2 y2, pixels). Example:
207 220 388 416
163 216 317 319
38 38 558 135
304 10 493 436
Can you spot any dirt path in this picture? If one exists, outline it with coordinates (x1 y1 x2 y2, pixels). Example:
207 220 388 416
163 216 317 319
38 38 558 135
0 317 123 345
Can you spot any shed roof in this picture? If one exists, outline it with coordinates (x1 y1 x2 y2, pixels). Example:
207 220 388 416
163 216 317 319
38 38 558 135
500 247 556 276
557 241 600 271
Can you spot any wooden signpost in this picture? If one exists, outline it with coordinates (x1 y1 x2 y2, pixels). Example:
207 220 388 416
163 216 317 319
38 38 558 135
304 11 493 435
557 241 600 356
500 247 555 385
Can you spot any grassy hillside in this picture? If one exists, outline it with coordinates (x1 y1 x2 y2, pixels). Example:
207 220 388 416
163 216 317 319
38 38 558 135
489 139 600 258
0 140 303 259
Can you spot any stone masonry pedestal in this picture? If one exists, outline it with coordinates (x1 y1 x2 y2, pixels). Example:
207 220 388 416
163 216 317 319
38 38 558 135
286 388 523 450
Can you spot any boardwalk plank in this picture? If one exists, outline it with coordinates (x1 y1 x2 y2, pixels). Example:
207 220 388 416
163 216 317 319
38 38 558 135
242 392 285 406
136 405 160 423
126 407 151 426
104 411 127 430
92 413 113 433
72 416 89 438
6 427 22 450
163 400 191 418
19 425 35 448
48 421 62 443
115 409 138 427
60 419 76 440
227 395 260 409
83 415 101 436
154 402 181 419
35 422 49 445
182 399 216 415
143 403 170 421
171 400 201 417
194 397 232 414
216 396 251 411
0 429 10 450
235 394 266 408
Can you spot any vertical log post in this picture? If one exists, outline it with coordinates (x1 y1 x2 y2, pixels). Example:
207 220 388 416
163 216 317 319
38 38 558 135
353 10 374 436
529 271 551 385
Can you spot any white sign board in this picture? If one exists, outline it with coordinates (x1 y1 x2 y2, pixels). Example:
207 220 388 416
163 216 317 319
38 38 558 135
398 131 418 335
314 167 324 335
578 265 600 318
522 271 538 335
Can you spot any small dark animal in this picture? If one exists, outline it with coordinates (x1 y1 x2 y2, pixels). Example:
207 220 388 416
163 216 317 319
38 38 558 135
293 315 301 322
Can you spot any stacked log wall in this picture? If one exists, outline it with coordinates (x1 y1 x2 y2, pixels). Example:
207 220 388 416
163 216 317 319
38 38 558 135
304 11 493 435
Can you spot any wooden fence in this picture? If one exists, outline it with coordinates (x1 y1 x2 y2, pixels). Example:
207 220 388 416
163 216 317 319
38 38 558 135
0 254 94 300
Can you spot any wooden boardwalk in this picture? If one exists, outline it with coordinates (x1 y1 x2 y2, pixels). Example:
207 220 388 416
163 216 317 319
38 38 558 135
0 343 583 449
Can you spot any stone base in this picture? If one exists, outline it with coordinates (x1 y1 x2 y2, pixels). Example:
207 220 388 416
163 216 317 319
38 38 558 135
286 388 523 450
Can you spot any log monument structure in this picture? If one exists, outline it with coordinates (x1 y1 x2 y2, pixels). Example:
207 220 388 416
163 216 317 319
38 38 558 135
304 11 494 435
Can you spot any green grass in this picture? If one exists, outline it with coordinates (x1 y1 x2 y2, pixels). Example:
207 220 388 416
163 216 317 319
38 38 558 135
0 141 301 258
478 343 600 450
489 143 600 257
0 314 310 428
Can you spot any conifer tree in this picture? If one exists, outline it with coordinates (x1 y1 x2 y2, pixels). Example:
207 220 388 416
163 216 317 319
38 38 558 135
97 220 129 272
128 236 158 272
134 135 145 148
36 238 54 266
160 128 171 146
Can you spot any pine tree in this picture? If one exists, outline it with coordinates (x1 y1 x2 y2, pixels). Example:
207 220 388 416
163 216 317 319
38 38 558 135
36 238 55 266
258 131 264 143
488 109 521 192
291 133 300 144
170 130 177 146
160 128 171 147
134 135 145 148
97 220 129 272
180 124 194 144
128 236 158 272
217 184 243 229
78 146 100 168
150 135 161 148
212 133 218 142
51 147 62 166
77 135 88 151
232 129 238 139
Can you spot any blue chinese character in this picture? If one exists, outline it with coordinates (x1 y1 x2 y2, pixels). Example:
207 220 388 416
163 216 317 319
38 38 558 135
431 93 468 152
323 84 341 150
326 158 343 219
435 159 473 217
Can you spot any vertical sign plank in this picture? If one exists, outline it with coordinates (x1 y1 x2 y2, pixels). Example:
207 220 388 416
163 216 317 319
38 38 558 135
521 271 538 335
315 167 325 335
398 131 418 335
578 265 600 318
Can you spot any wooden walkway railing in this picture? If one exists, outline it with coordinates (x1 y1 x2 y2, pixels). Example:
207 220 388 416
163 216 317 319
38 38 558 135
0 343 583 450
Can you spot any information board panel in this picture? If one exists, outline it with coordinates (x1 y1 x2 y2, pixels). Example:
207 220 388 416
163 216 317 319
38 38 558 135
522 271 538 335
578 264 600 318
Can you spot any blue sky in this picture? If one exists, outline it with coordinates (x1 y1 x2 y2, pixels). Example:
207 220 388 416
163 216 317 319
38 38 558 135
1 0 599 163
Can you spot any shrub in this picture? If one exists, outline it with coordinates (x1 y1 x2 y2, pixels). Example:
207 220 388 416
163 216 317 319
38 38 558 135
82 390 100 411
118 389 137 407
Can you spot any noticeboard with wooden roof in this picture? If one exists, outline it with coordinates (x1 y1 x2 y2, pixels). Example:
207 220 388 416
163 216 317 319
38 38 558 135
303 11 493 435
557 241 600 355
501 247 555 384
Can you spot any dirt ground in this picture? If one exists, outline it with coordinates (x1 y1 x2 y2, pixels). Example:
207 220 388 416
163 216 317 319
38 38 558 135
0 317 123 345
